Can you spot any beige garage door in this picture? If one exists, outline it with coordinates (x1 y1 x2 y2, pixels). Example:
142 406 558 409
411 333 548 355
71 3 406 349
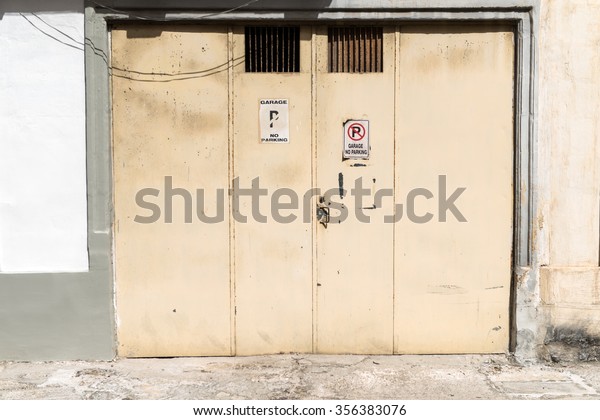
231 26 314 355
112 23 514 356
314 27 396 354
394 26 514 353
112 25 233 356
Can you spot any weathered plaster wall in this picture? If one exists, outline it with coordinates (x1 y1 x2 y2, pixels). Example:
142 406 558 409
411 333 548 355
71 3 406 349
0 5 88 272
538 0 600 360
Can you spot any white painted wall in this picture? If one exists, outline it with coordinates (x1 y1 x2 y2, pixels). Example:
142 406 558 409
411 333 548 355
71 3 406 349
0 10 88 272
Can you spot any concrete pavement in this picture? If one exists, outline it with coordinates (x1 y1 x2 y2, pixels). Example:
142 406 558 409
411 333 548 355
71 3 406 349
1 355 600 400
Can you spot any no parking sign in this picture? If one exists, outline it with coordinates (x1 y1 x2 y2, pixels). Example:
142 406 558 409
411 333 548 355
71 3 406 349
343 120 369 159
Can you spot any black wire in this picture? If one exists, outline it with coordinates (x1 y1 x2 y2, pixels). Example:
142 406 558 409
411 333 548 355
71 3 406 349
19 13 84 52
19 13 246 82
112 58 243 77
90 0 260 21
26 13 110 65
31 13 84 47
23 13 109 64
19 0 261 79
20 13 112 67
112 59 245 82
84 36 110 63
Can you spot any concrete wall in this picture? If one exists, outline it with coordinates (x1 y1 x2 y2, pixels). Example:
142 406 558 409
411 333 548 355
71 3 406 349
537 0 600 360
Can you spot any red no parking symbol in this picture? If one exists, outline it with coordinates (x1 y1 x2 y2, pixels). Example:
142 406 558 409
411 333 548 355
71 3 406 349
347 122 366 141
343 119 369 159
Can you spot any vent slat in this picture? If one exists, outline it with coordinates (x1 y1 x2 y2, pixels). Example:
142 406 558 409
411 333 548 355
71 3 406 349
328 27 383 73
245 26 300 73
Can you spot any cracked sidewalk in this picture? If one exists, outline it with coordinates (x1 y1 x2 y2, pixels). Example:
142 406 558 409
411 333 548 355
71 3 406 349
1 355 600 400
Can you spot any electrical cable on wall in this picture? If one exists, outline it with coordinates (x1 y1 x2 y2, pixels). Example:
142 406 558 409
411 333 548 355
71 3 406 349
90 0 260 21
19 13 84 51
18 4 256 82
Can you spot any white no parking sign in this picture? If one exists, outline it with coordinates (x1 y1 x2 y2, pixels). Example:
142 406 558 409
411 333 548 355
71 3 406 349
343 120 369 159
259 99 289 143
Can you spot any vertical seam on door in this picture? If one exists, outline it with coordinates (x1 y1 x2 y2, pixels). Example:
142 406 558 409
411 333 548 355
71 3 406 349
311 25 319 354
227 25 236 356
392 25 400 354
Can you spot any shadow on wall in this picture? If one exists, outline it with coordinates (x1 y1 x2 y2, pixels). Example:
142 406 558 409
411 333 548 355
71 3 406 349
90 0 335 20
1 0 336 20
0 0 83 13
92 0 334 10
1 0 340 13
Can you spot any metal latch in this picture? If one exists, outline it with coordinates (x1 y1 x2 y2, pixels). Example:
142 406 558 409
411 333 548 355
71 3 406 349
316 203 330 228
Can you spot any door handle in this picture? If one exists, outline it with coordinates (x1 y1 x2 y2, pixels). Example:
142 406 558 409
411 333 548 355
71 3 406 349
316 203 330 228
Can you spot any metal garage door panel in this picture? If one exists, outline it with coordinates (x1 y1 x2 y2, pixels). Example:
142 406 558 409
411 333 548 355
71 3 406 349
314 27 396 354
394 26 514 353
232 27 313 355
112 25 232 356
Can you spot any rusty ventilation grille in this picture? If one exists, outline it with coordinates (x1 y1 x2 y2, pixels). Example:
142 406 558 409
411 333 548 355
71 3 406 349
245 26 300 73
328 27 384 73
